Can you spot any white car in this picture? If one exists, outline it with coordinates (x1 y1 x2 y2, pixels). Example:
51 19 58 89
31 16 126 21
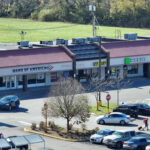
90 129 115 144
96 112 131 125
146 144 150 150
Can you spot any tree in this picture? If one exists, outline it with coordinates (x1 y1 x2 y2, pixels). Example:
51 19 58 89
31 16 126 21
46 78 89 132
111 71 132 106
91 78 113 111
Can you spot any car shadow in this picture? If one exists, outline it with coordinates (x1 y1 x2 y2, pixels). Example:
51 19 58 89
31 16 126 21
100 123 138 127
0 107 28 113
0 122 17 128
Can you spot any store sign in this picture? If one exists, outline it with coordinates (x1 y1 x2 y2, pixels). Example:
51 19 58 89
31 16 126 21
125 57 146 65
12 65 53 73
93 61 107 66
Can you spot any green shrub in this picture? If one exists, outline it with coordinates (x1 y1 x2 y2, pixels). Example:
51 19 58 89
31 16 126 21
69 123 73 130
39 121 44 130
31 123 36 130
48 121 56 131
81 124 86 132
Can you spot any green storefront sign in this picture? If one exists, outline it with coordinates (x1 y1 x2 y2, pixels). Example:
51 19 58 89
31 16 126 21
125 58 130 65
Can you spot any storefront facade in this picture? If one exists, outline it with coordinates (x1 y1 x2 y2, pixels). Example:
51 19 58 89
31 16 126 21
0 62 72 90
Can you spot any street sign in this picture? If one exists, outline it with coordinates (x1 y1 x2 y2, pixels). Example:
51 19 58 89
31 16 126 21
106 94 111 101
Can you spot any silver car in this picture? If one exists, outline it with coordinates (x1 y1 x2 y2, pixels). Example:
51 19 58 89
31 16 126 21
96 112 131 125
90 129 115 144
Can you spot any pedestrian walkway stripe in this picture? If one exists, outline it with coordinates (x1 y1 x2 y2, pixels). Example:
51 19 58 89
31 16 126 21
18 121 32 126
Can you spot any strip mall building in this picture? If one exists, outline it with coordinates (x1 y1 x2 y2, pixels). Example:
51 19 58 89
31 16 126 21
0 39 150 90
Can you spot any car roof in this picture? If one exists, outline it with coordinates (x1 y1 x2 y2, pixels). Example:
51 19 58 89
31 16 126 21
131 136 147 140
115 130 135 133
2 95 18 98
101 129 115 132
110 112 125 115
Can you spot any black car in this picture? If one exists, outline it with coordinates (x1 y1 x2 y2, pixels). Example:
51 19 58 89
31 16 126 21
0 95 20 111
113 104 139 118
135 103 150 116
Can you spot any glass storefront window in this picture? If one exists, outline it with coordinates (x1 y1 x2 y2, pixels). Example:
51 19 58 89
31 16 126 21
28 74 36 84
37 73 45 83
0 77 5 87
51 72 57 82
17 76 23 85
127 65 138 74
111 67 117 76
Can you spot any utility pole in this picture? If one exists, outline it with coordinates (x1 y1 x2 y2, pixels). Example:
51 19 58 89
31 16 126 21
89 1 96 37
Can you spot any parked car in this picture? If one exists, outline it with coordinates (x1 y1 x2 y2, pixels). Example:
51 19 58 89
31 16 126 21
123 136 150 150
103 130 136 149
96 112 131 125
135 103 150 116
113 104 139 118
90 129 115 144
0 95 20 111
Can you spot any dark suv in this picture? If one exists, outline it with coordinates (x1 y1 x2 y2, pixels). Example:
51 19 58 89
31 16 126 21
113 104 139 118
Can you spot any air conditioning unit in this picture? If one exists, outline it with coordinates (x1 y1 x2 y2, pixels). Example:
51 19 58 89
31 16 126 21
124 33 137 40
56 39 68 45
18 41 32 48
72 38 87 44
87 37 101 43
40 41 53 45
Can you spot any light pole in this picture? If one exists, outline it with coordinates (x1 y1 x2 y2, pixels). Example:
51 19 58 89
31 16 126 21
116 68 120 106
89 1 96 37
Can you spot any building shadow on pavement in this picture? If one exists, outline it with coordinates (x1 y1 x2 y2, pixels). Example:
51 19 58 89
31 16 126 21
0 107 28 113
0 122 17 128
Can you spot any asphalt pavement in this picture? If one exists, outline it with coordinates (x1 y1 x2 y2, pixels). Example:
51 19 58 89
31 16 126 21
1 77 150 150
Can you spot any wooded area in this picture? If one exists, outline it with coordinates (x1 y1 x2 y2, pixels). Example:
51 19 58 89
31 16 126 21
1 0 150 28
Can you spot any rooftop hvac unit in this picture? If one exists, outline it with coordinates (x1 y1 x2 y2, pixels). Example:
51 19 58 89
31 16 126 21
56 39 68 45
87 37 101 43
72 38 87 44
18 41 32 48
40 41 53 45
124 33 137 40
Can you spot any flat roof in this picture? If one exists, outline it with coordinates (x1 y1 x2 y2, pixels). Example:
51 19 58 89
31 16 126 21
0 47 72 68
102 40 150 58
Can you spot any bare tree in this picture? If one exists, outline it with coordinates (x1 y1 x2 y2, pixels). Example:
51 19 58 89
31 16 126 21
46 78 89 132
91 78 113 111
111 75 132 106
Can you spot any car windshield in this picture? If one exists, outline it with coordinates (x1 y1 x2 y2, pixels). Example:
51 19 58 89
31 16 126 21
143 104 150 107
97 130 109 135
113 132 124 137
0 97 10 103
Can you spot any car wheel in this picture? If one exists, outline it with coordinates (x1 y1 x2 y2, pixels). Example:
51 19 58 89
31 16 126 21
120 120 125 125
137 146 142 150
99 120 105 125
116 141 122 149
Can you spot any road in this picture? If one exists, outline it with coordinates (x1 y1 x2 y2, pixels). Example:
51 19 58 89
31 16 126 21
1 77 150 149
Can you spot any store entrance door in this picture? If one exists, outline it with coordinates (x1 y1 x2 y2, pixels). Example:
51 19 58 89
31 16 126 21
6 76 15 89
144 63 149 77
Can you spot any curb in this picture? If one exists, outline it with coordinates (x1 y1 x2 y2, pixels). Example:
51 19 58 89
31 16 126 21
24 128 78 142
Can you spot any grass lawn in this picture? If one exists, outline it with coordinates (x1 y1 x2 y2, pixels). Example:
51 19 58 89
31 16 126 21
0 18 150 43
89 103 117 115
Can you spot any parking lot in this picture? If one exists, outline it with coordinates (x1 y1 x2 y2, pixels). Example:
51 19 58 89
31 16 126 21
1 77 150 149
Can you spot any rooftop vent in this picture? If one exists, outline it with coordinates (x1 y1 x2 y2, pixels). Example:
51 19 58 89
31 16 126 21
87 37 101 43
40 41 53 45
72 38 87 44
18 41 32 48
124 33 137 40
56 39 68 45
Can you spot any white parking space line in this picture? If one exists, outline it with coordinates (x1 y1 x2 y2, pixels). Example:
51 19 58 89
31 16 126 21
18 121 32 126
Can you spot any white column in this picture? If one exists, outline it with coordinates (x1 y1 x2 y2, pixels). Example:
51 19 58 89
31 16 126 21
45 72 50 85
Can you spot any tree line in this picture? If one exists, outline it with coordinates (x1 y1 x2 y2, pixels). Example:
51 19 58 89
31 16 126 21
1 0 150 28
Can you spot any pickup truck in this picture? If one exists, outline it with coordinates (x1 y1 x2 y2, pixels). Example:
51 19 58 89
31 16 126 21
103 130 139 149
